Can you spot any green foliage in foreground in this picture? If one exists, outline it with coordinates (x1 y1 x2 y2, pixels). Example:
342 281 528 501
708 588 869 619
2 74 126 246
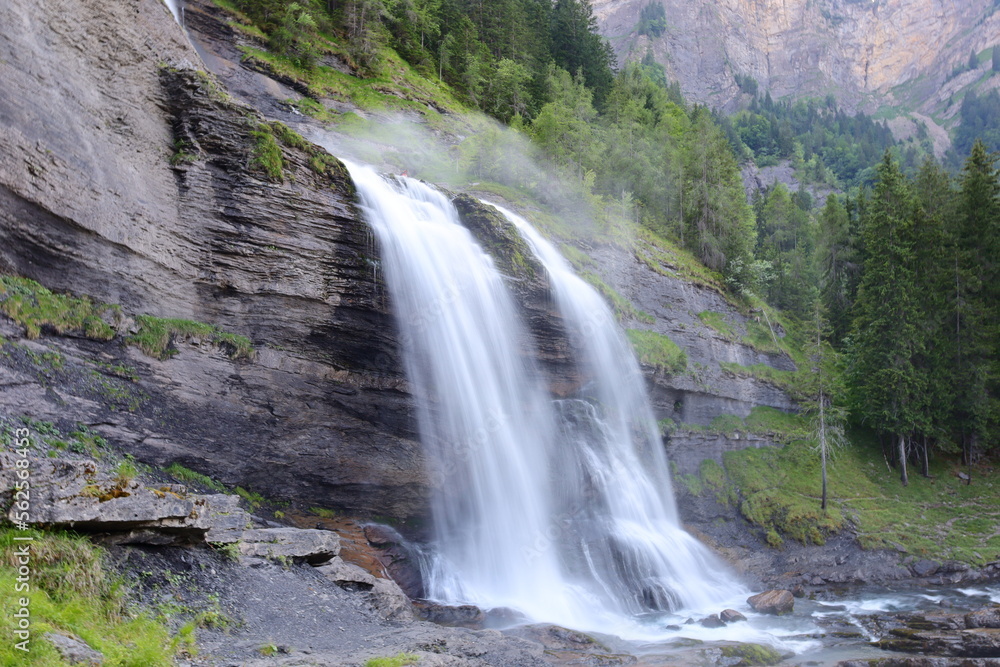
705 430 1000 563
365 652 419 667
625 329 686 374
0 276 117 341
0 528 180 666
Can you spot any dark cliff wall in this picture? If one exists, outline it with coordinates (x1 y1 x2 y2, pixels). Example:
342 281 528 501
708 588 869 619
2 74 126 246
0 0 426 519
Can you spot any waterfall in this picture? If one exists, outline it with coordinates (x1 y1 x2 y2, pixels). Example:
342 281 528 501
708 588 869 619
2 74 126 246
164 0 182 25
494 204 740 617
347 161 741 637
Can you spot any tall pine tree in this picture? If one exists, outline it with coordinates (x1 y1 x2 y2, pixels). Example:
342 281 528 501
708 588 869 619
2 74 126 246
849 153 924 485
952 140 1000 462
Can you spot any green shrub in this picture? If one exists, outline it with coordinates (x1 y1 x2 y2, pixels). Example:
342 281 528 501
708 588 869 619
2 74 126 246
365 653 419 667
625 329 687 373
0 276 116 340
0 528 179 666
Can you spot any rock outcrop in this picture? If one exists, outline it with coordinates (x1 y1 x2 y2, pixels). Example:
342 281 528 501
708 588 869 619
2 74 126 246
747 589 795 615
0 0 426 519
592 0 1000 115
859 607 1000 658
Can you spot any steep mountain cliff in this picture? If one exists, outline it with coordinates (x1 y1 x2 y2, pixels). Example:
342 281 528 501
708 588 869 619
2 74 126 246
593 0 1000 120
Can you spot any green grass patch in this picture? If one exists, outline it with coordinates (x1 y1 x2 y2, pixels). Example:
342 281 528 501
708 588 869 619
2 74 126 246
127 315 253 361
708 413 745 434
625 329 687 373
743 406 810 439
365 653 419 667
249 126 284 181
580 272 654 323
0 276 117 340
723 441 845 546
635 227 726 293
238 44 462 118
0 275 253 363
0 528 182 666
697 311 737 339
235 486 265 510
164 463 227 493
719 428 1000 562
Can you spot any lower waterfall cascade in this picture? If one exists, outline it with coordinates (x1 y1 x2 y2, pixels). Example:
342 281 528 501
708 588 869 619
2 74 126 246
347 161 743 638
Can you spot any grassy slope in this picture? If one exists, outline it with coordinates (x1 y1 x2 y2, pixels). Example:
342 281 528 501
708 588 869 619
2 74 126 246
0 528 187 666
683 427 1000 564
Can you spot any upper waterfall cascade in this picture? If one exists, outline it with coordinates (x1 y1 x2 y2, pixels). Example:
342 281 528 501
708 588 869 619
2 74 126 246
347 161 742 637
164 0 181 24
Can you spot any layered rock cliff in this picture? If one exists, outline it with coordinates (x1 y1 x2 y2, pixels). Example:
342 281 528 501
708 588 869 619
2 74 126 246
593 0 1000 115
0 0 424 518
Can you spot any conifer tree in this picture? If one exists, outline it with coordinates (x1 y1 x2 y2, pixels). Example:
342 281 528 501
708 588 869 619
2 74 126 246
849 153 923 485
953 140 1000 462
550 0 616 108
816 194 855 345
682 107 756 282
802 302 845 509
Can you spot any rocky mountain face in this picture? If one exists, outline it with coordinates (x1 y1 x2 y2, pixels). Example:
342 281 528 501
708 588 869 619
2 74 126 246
0 0 425 519
593 0 1000 114
0 0 797 523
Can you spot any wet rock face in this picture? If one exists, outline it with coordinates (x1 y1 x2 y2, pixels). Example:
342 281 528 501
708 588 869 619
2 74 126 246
861 606 1000 658
589 243 797 430
452 194 580 395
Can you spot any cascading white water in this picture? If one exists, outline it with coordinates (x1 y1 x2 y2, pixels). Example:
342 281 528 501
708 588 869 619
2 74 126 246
164 0 182 25
493 204 741 620
347 160 742 636
347 163 578 620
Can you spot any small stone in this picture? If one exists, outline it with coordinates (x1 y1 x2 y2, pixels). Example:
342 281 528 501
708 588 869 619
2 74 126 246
911 559 940 577
44 632 103 666
720 609 747 623
747 589 795 615
700 614 725 628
